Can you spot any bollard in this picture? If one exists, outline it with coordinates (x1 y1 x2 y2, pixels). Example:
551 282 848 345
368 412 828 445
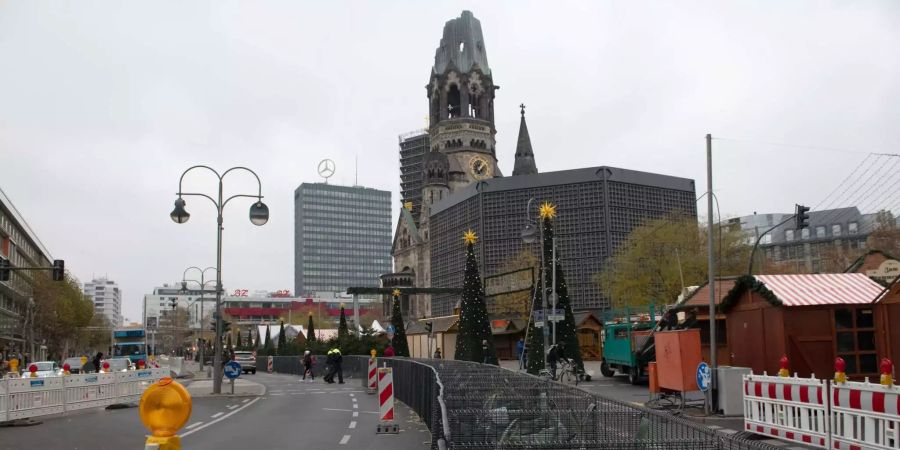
376 367 399 434
834 357 847 384
367 357 377 395
267 356 273 374
778 355 790 378
62 363 71 376
139 377 192 450
29 364 37 378
881 358 893 386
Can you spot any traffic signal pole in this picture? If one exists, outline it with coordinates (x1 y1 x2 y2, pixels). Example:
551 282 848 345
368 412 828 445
706 134 716 415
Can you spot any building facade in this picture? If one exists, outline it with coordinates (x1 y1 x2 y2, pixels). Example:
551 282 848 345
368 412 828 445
294 183 392 297
399 130 430 226
427 167 697 315
142 283 218 332
84 277 122 327
0 187 54 351
731 208 897 273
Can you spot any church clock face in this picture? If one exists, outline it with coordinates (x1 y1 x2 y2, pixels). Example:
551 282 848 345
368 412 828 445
469 156 491 180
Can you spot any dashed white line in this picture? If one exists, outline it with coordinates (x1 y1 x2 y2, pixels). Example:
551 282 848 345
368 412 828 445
339 435 351 445
241 398 249 403
349 421 357 429
185 422 204 430
226 405 238 410
352 411 359 417
211 412 224 418
352 403 358 409
181 397 261 438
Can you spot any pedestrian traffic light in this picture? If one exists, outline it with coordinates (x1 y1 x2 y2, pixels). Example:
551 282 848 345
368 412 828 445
795 204 811 229
52 259 65 281
0 258 9 282
425 321 433 335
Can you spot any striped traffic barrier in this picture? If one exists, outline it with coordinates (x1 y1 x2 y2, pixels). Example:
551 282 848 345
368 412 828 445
832 378 900 450
267 356 274 373
376 367 399 434
743 373 829 448
367 358 377 394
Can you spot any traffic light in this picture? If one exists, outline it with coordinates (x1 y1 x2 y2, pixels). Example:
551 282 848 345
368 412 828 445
425 321 433 335
52 259 65 281
0 258 9 282
795 204 811 229
222 320 231 334
170 298 178 309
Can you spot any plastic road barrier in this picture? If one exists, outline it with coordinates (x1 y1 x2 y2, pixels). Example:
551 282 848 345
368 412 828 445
376 367 398 434
267 356 273 373
832 380 900 450
367 358 377 394
743 373 829 448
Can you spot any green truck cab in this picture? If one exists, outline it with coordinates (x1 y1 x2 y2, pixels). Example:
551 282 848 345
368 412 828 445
599 305 659 385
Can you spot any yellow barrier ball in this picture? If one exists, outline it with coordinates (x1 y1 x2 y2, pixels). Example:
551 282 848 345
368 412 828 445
139 377 192 437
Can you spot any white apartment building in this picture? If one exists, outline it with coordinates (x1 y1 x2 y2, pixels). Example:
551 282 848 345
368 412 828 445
142 283 218 332
84 277 122 327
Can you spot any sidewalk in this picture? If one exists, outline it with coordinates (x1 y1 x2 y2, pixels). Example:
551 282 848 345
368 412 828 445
185 378 266 397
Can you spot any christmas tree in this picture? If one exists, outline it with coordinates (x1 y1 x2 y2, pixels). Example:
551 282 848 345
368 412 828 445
263 324 274 356
306 312 316 343
389 289 410 357
277 321 286 355
525 202 583 374
236 329 243 350
454 229 498 365
338 304 349 340
248 329 254 350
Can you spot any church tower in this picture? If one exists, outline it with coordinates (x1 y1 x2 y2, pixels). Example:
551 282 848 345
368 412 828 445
427 11 501 193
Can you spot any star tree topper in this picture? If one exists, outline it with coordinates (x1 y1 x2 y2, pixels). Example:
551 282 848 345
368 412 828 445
463 229 478 245
392 288 402 298
539 202 557 219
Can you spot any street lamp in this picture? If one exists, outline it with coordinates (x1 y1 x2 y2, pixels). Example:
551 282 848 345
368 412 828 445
522 197 549 370
182 266 216 371
170 165 269 394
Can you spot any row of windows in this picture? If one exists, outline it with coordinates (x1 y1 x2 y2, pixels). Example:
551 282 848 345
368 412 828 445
300 188 390 200
302 245 389 254
302 227 391 237
785 222 859 242
302 255 390 264
0 210 49 265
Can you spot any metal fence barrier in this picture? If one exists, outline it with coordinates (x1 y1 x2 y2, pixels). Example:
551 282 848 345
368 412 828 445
0 368 166 422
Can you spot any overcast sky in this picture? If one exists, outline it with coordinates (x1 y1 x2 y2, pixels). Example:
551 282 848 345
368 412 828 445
1 1 898 322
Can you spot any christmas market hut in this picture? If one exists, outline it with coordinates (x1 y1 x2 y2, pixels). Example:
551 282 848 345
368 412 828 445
672 277 737 365
405 315 459 358
874 275 900 366
717 273 885 379
489 318 527 360
574 311 603 360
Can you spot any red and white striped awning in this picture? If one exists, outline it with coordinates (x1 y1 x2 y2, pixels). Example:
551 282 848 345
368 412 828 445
755 274 884 307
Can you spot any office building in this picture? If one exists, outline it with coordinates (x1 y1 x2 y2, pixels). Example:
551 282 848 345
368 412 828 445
399 130 430 226
294 183 392 297
84 277 122 327
142 282 218 332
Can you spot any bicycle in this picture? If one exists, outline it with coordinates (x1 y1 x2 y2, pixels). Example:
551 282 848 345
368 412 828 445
538 359 582 385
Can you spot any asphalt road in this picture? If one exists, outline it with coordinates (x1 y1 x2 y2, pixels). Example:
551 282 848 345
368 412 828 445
0 372 430 450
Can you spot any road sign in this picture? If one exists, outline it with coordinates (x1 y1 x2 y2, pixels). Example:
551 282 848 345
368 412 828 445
224 360 242 380
696 362 711 392
547 308 565 322
386 324 395 334
532 310 544 321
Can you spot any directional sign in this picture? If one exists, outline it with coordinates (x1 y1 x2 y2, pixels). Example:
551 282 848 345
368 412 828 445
224 360 242 380
532 310 544 321
547 309 565 322
696 362 711 392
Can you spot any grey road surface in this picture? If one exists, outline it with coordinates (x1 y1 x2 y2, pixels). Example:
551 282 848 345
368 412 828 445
0 372 430 450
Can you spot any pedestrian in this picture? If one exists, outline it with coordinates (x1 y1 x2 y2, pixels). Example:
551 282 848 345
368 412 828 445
323 349 336 383
301 350 315 382
92 352 103 373
433 348 442 359
482 339 490 364
516 337 525 370
383 345 395 357
547 341 566 380
333 348 344 384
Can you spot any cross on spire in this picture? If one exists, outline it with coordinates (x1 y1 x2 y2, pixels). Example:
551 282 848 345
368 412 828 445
519 103 526 116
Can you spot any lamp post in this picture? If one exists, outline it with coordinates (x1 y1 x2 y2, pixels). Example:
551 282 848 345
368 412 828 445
170 166 269 394
521 197 548 369
181 266 216 371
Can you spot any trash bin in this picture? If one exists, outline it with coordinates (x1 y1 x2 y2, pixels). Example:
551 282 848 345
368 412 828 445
717 366 751 416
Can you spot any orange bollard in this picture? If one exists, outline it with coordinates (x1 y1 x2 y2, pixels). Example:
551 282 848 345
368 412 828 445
834 357 847 384
881 358 893 386
778 355 790 377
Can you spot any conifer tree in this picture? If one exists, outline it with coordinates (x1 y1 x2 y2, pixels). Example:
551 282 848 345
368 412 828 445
338 305 349 340
263 324 274 356
306 312 316 343
389 290 410 357
455 229 498 364
236 329 243 350
277 321 286 352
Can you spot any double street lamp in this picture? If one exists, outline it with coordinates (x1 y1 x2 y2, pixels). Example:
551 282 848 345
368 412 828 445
170 166 269 394
182 266 216 371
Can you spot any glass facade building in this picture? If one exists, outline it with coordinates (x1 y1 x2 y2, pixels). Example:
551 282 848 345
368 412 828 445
399 130 430 227
294 183 392 296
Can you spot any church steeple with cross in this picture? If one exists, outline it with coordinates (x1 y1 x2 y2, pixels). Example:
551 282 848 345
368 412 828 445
512 103 538 176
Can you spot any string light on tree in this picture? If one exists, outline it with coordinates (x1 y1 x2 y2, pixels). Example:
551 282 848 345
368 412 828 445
455 229 498 365
389 289 410 357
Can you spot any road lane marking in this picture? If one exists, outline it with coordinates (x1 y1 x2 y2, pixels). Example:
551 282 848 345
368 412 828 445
349 421 357 429
242 399 249 403
211 412 224 418
339 435 351 445
353 411 358 417
185 422 204 430
226 404 238 410
352 403 358 409
182 397 261 438
323 408 378 414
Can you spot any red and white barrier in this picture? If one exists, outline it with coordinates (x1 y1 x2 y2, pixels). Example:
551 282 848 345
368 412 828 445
743 373 830 448
376 367 399 434
367 358 377 394
832 380 900 450
267 356 274 373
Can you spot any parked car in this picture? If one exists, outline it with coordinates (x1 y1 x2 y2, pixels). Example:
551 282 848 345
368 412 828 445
102 357 133 372
28 361 62 377
233 351 256 374
62 357 86 374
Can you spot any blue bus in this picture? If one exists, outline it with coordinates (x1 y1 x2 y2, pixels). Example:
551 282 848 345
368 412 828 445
112 328 147 364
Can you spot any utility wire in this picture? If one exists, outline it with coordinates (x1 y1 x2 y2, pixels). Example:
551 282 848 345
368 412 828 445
713 136 900 157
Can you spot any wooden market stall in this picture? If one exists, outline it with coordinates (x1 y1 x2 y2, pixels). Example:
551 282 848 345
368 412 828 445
673 278 736 366
574 312 603 360
874 275 900 366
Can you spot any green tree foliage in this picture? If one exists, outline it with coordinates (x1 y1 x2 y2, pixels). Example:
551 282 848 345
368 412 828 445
236 329 243 350
455 233 498 365
263 325 275 356
338 305 349 340
226 333 233 354
489 250 537 320
306 313 316 343
595 214 751 308
247 329 254 350
389 294 410 357
277 321 286 354
31 272 94 359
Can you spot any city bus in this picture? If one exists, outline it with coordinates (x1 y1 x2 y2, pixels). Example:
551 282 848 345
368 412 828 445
111 328 147 364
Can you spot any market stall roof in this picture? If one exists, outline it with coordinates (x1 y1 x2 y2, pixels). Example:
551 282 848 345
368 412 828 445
406 315 459 335
673 278 738 311
719 274 885 311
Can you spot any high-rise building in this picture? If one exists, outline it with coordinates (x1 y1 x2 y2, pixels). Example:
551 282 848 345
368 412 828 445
294 183 392 297
84 277 122 327
399 130 430 226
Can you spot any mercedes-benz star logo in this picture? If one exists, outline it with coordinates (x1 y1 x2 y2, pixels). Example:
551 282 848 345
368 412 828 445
318 159 335 181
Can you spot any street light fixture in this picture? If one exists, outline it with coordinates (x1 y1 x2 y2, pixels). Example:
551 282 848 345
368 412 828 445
522 197 549 370
170 165 268 394
182 266 216 371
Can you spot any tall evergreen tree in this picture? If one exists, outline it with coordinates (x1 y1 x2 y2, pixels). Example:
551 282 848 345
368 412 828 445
263 325 274 356
338 305 349 340
389 290 410 357
277 321 286 351
236 329 243 350
525 202 583 374
248 329 254 350
454 230 498 364
226 333 233 356
306 312 316 343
